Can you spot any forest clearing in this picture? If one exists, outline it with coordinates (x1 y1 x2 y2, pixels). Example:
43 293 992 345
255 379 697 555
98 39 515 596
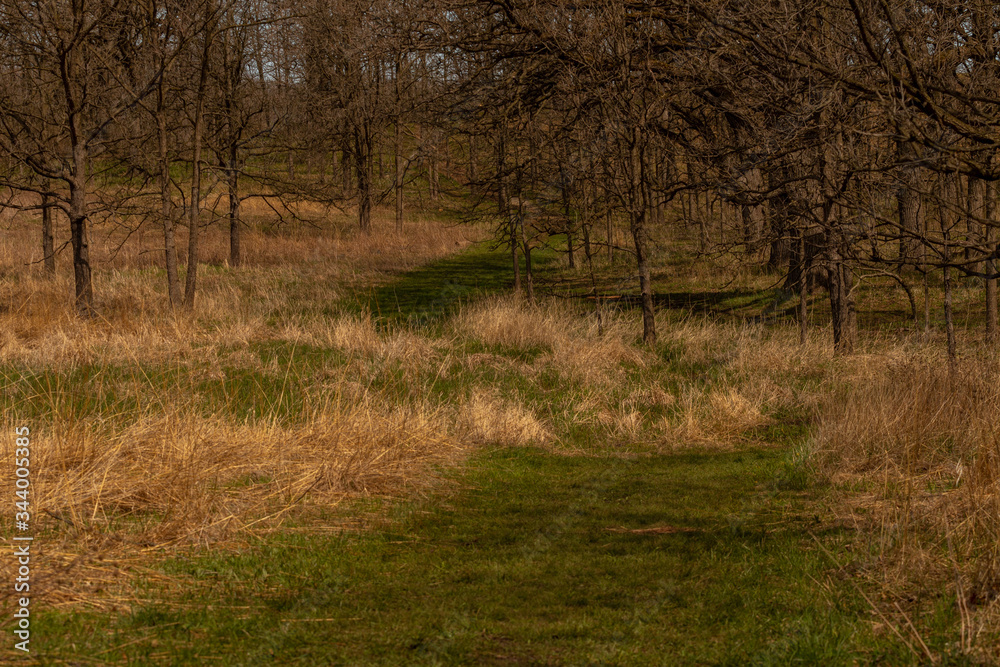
2 0 1000 663
0 203 995 663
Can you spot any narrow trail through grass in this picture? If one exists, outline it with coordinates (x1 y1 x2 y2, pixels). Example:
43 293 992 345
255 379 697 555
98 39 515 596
34 448 954 664
25 243 968 665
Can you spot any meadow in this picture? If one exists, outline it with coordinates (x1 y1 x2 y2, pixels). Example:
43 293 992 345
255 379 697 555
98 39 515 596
0 200 998 664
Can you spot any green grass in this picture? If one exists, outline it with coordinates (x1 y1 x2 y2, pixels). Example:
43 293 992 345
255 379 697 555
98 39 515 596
32 447 967 665
353 242 558 326
18 235 975 664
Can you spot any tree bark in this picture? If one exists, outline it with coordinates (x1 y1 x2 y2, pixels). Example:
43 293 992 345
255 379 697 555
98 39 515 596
944 261 957 366
428 132 439 201
497 131 519 293
630 127 656 345
968 175 986 274
41 193 55 276
605 209 613 264
183 23 213 311
227 143 241 267
69 145 93 315
60 27 93 316
828 244 856 355
341 133 352 196
561 176 575 269
519 201 533 303
799 229 808 345
158 104 181 306
986 184 998 341
939 173 959 362
467 133 477 185
394 124 404 234
355 122 373 233
896 140 923 266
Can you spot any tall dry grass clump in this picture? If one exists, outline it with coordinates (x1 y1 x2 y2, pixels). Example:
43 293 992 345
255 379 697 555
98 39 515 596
811 354 1000 635
455 389 552 446
0 388 461 609
651 318 829 448
453 297 648 387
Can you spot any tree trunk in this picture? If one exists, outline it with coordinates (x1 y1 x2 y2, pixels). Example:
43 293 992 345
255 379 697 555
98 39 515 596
41 192 55 276
158 107 181 306
828 245 856 355
799 229 808 345
519 202 533 303
341 135 352 196
968 175 986 274
467 134 477 185
580 173 592 260
228 144 240 267
939 173 959 362
607 210 614 264
987 184 998 341
429 158 439 201
630 127 656 345
355 123 372 233
394 120 404 234
61 33 93 315
896 140 923 266
986 239 998 341
69 145 93 316
497 132 519 293
428 132 439 201
944 262 957 366
562 178 575 269
393 20 404 223
510 212 520 294
742 167 766 257
183 27 212 311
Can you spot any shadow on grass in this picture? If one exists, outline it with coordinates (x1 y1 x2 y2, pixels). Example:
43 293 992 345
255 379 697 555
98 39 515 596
34 447 963 665
347 243 558 326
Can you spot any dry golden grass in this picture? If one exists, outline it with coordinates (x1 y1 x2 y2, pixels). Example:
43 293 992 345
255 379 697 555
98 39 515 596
453 297 648 387
812 354 1000 614
0 205 483 609
455 388 552 446
7 197 1000 656
0 205 475 367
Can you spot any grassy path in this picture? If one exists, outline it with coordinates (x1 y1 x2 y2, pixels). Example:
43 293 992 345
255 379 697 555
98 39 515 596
28 243 967 665
38 449 924 665
36 448 945 664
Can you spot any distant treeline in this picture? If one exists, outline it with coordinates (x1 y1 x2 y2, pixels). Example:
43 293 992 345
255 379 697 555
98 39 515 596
0 0 997 356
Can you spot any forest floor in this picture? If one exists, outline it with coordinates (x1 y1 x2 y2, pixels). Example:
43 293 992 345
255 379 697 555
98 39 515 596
1 216 991 664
